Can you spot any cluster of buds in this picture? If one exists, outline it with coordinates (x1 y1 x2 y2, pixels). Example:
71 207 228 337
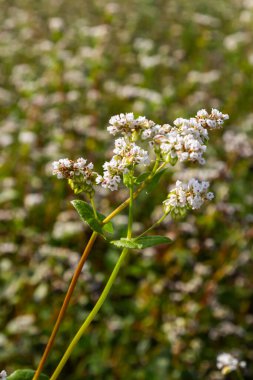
217 353 246 375
52 158 98 195
196 108 229 129
163 179 214 218
107 112 155 138
96 138 150 191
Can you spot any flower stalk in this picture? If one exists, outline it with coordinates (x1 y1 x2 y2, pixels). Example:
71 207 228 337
32 231 98 380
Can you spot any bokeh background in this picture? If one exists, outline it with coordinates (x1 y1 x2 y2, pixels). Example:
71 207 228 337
0 0 253 379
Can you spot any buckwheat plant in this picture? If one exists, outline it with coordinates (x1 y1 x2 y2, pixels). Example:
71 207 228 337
29 109 230 380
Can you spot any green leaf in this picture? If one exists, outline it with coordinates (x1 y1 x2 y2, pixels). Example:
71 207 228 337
7 369 49 380
98 214 114 234
71 200 113 236
111 236 172 249
146 169 166 193
134 172 150 185
135 235 172 248
110 238 142 249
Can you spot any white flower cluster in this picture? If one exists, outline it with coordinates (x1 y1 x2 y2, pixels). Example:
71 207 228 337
52 110 229 194
196 108 229 129
96 161 122 191
52 158 94 180
107 112 154 136
52 158 98 194
158 119 208 165
0 371 7 380
113 138 150 166
217 353 246 375
52 158 73 179
141 108 229 165
163 179 214 217
96 138 150 191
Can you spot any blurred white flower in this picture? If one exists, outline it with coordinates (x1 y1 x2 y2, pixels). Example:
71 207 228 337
188 70 220 84
0 370 7 380
224 32 249 51
6 314 37 334
223 130 253 157
24 193 44 208
19 131 36 145
217 353 246 375
52 221 83 240
48 17 64 31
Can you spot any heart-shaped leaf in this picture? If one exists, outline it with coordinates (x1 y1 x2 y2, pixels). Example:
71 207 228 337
71 200 113 236
7 369 49 380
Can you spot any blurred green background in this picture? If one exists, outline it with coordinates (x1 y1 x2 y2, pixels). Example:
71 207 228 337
0 0 253 379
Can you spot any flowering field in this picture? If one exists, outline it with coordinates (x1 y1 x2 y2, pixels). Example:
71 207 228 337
0 0 253 379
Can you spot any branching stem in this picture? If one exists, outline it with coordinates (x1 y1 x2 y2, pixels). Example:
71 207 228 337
135 214 167 239
33 160 165 380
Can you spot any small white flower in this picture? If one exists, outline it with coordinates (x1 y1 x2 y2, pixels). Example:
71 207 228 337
211 108 229 120
73 157 87 169
206 119 217 129
206 192 215 200
196 109 209 118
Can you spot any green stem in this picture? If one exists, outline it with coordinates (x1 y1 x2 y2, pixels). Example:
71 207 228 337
151 158 160 175
32 231 98 380
49 175 135 380
90 196 98 219
135 214 167 239
49 248 129 380
127 183 134 239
